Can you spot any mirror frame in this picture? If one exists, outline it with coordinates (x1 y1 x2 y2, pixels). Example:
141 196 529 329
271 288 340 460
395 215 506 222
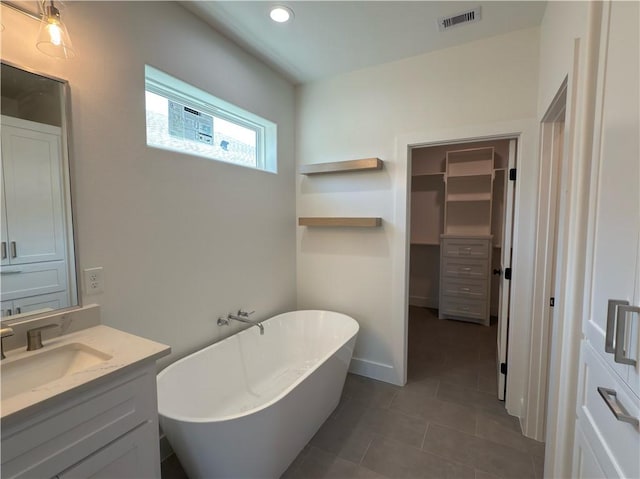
1 59 81 325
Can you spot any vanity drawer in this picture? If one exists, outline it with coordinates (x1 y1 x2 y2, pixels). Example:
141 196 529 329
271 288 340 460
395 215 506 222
442 257 489 279
1 365 157 479
0 261 68 302
441 278 488 300
441 237 490 259
440 296 487 321
576 340 639 479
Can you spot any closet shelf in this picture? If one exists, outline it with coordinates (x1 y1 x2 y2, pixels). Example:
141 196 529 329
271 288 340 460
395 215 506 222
299 158 383 175
446 172 493 179
446 197 492 203
298 217 382 227
411 241 440 246
412 172 445 177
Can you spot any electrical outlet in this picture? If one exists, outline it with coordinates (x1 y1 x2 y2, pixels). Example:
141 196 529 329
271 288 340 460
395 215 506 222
83 267 104 295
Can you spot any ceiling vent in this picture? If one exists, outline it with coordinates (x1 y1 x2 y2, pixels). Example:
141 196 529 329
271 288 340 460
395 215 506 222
438 6 481 31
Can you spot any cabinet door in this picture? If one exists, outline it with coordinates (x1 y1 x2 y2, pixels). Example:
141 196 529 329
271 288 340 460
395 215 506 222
1 118 66 264
1 163 9 267
582 0 639 389
57 422 160 479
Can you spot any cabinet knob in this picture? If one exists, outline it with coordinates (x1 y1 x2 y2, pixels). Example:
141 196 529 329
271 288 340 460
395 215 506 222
493 268 502 276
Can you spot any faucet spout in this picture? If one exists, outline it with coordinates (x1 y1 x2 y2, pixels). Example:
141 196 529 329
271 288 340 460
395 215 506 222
228 310 264 335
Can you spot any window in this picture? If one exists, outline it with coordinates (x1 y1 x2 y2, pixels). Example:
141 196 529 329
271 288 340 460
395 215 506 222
145 65 277 173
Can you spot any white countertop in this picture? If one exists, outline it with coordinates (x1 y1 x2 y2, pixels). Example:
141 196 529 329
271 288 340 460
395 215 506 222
1 325 170 421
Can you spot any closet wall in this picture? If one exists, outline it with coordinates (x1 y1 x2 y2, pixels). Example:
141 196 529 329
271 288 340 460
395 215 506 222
409 139 511 319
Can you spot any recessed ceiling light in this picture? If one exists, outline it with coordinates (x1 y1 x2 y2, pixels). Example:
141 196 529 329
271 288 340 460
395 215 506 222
270 6 293 23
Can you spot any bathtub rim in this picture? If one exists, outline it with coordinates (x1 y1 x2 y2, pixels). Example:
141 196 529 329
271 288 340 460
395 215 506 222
156 309 359 424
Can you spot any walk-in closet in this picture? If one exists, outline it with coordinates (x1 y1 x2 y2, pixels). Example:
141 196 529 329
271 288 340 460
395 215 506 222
408 138 516 398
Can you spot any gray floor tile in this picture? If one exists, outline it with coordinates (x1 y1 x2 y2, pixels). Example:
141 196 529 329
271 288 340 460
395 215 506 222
423 424 536 479
362 435 475 479
342 374 399 408
475 470 502 479
391 392 477 435
436 382 506 414
310 416 375 463
475 413 541 454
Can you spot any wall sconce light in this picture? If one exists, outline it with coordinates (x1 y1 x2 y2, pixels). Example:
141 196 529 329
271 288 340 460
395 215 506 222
36 0 75 59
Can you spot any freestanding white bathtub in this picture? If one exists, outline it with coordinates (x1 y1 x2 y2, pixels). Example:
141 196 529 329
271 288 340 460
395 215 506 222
156 310 359 478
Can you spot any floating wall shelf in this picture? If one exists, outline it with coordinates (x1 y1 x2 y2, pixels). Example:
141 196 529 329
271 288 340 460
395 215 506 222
298 217 382 228
299 158 383 175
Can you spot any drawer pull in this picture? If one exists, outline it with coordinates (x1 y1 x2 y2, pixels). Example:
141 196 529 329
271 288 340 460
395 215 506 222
10 241 16 258
597 387 639 428
461 267 472 272
0 270 23 275
615 305 639 366
460 287 471 292
1 242 6 260
606 299 628 353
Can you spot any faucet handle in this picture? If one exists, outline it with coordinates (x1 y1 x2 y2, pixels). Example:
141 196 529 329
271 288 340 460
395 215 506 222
238 310 255 318
0 327 14 360
26 323 59 351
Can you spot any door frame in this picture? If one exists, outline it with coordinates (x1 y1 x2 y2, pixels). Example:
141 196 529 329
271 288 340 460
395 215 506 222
393 118 539 418
525 80 567 442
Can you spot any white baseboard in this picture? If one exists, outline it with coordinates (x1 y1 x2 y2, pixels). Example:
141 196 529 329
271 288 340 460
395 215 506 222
409 295 438 309
349 357 399 385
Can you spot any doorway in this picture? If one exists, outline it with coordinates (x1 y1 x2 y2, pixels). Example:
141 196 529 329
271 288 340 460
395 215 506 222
407 137 517 400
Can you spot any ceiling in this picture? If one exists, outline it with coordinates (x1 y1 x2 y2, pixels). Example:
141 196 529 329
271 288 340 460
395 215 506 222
184 1 547 85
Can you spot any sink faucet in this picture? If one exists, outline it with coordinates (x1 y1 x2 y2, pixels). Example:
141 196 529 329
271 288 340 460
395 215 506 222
1 327 14 359
218 310 264 335
26 324 59 351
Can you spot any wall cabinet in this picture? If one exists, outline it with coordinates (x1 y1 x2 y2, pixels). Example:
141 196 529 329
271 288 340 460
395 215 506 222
1 362 162 478
0 116 69 316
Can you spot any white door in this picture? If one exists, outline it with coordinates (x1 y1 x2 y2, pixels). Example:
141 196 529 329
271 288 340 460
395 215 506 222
581 0 639 392
496 139 516 400
1 116 66 265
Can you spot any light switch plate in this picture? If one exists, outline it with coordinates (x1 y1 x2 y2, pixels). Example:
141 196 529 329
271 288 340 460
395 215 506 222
83 267 104 295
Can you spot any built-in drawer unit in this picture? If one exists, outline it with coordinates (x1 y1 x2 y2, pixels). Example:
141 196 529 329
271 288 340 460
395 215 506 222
574 340 639 479
439 235 492 326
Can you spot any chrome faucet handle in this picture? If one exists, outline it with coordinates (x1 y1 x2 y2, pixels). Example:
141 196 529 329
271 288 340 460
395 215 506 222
217 316 230 326
238 310 255 318
1 327 14 360
26 323 59 351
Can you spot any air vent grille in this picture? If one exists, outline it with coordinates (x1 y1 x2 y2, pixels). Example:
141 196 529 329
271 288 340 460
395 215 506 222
438 7 481 31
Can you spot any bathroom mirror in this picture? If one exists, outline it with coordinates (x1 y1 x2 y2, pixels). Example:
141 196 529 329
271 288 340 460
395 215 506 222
0 62 79 322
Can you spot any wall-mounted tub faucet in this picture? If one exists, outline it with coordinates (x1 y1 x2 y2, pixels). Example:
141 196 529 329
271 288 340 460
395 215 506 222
218 310 264 335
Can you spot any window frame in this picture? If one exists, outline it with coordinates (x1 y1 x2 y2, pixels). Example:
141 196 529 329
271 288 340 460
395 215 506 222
144 65 277 173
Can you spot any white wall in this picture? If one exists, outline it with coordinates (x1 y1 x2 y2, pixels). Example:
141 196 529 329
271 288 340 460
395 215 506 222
1 1 296 367
296 27 540 415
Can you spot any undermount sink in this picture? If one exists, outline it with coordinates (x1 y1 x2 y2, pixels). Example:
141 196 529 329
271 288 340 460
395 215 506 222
1 343 112 401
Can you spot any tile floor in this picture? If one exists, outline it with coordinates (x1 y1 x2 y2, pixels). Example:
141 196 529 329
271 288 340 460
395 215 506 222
162 306 545 478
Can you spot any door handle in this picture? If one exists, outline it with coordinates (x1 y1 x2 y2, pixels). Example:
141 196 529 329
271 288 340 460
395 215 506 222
615 305 639 366
606 299 629 353
597 387 639 428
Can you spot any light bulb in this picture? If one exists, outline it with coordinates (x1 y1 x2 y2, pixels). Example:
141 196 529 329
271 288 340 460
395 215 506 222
270 6 293 23
47 22 62 46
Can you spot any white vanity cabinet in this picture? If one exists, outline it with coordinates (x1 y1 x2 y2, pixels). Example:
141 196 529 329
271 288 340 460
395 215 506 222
1 361 162 479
